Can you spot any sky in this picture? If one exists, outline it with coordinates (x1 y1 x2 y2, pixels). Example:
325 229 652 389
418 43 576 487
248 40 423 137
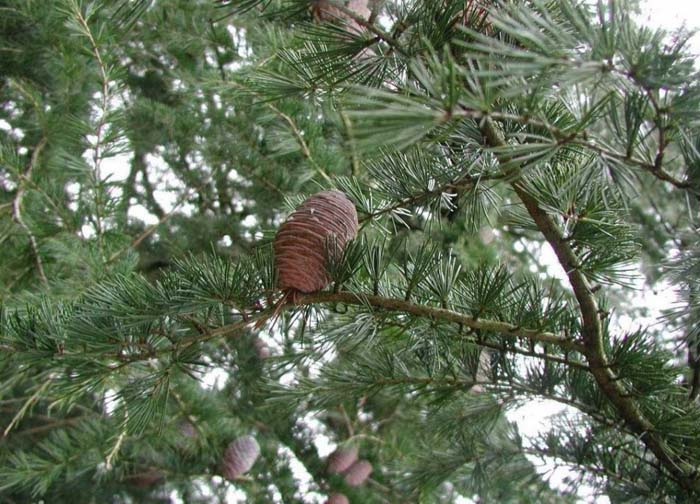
640 0 700 53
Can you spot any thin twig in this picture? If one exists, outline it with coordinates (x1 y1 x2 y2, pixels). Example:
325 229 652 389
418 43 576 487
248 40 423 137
266 101 333 184
327 0 407 57
75 4 113 256
339 106 360 176
12 138 48 285
105 409 128 470
338 404 354 437
3 379 51 437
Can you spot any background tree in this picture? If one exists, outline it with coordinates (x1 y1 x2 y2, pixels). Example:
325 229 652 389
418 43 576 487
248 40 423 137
1 0 700 502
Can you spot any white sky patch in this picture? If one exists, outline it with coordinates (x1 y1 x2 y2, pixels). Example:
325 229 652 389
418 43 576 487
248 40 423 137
81 223 96 239
102 151 133 182
507 400 610 504
128 203 159 226
219 234 233 247
199 362 230 391
638 0 700 54
278 445 319 500
103 389 120 415
241 214 258 228
1 175 17 192
612 278 680 334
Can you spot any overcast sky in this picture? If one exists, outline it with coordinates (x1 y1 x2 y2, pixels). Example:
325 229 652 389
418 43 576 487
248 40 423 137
641 0 700 51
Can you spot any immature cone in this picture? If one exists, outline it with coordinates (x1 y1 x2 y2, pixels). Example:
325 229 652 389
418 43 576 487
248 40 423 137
221 435 260 480
274 190 358 293
343 459 372 486
252 337 271 359
327 445 359 474
175 420 198 451
326 493 350 504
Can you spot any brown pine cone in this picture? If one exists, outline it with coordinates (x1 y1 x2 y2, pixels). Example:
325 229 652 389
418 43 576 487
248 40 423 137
327 445 359 474
343 459 372 486
221 435 260 480
274 190 358 293
326 493 350 504
252 337 271 359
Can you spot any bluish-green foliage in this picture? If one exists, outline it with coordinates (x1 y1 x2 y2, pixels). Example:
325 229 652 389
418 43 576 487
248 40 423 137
1 0 700 502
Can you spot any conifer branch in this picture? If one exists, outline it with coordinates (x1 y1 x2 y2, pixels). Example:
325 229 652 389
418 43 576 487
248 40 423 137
358 171 503 224
225 80 334 183
465 337 589 371
481 116 700 495
456 108 691 191
84 291 582 365
290 291 583 352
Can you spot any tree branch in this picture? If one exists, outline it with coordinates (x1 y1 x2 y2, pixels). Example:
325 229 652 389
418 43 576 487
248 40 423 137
294 291 582 352
456 108 691 191
481 117 700 495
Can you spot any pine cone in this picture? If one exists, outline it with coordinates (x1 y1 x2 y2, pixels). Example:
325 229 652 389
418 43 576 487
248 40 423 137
252 337 271 359
326 493 350 504
221 435 260 480
343 459 372 486
274 190 358 293
179 420 197 438
327 445 359 474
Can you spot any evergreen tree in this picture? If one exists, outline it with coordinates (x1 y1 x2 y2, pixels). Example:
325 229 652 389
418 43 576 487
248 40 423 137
1 0 700 502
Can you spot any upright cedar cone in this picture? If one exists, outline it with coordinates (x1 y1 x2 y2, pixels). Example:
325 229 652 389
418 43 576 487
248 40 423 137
326 445 359 474
274 190 358 293
252 336 271 359
221 435 260 480
326 494 350 504
343 459 372 486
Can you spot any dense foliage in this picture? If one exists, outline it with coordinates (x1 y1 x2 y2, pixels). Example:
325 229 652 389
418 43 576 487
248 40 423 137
1 0 700 502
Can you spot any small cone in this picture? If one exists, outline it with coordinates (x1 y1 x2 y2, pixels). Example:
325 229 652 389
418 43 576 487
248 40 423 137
326 493 350 504
343 459 372 487
327 445 359 474
221 435 260 480
179 420 197 438
252 337 271 359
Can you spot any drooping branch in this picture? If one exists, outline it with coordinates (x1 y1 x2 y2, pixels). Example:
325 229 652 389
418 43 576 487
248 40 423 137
481 117 700 495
